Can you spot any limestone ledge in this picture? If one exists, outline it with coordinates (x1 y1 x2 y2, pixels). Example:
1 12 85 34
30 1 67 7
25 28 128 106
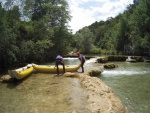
64 72 130 113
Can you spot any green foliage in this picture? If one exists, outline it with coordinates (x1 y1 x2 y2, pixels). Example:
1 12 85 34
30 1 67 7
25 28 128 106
1 0 150 71
107 55 127 61
81 0 150 56
0 0 72 71
0 5 20 68
90 46 101 54
74 27 93 54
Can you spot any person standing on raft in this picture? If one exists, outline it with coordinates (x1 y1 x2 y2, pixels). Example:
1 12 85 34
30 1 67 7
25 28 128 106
55 55 65 75
76 52 85 73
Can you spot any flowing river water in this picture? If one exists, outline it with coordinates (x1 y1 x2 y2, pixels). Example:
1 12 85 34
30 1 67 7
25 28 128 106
64 58 150 113
100 62 150 113
0 58 150 113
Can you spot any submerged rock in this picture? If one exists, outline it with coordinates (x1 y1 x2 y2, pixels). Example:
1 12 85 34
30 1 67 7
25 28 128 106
104 63 118 69
0 74 13 82
87 69 102 77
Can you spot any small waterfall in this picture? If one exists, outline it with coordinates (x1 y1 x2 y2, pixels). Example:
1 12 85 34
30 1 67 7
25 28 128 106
102 70 150 77
63 57 80 65
64 57 98 65
85 58 97 64
101 62 150 77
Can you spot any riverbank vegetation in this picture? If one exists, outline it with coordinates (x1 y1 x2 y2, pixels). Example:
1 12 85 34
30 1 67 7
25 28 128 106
0 0 150 71
73 0 150 55
0 0 73 70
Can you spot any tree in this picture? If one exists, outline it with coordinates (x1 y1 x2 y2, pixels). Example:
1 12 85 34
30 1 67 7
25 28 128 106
74 27 93 54
133 0 140 6
127 0 150 55
0 0 72 71
23 0 72 56
24 0 70 27
0 5 21 69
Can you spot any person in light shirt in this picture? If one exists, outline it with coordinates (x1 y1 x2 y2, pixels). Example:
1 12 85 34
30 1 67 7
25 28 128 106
76 52 85 73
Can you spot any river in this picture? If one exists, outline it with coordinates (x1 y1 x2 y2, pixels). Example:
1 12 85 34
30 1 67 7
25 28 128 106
0 58 150 113
64 58 150 112
100 62 150 113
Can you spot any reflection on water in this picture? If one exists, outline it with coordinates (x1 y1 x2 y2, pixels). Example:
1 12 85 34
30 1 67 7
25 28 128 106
100 62 150 113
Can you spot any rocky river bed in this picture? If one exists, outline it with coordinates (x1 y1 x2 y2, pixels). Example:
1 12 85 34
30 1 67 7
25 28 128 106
0 62 130 113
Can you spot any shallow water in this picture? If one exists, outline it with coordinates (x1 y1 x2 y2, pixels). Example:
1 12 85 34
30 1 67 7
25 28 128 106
0 58 90 113
1 58 150 113
100 62 150 113
0 73 89 113
63 58 150 113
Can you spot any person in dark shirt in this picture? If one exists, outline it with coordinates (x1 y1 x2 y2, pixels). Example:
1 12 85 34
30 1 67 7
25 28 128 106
55 55 65 75
76 52 85 73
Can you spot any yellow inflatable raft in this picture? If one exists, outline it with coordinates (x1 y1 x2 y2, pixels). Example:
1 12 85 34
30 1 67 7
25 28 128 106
8 64 34 79
32 64 81 73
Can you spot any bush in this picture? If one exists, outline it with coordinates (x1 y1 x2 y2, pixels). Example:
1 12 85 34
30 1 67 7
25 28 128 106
107 55 127 61
132 56 143 62
97 57 108 63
